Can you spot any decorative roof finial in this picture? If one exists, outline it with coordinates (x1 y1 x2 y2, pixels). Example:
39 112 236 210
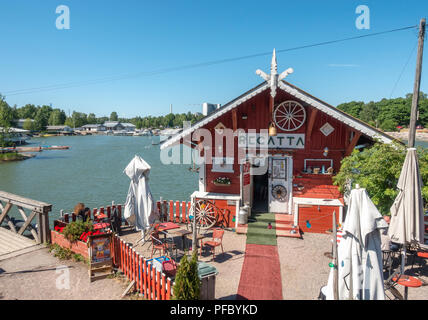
256 49 294 98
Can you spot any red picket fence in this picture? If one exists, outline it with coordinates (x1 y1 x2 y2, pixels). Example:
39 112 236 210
156 200 192 224
111 235 173 300
61 200 192 225
61 203 123 223
59 201 194 300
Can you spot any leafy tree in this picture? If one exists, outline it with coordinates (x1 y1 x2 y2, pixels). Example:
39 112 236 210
333 142 428 214
0 95 14 128
87 113 97 124
17 104 37 119
48 109 66 126
379 119 398 131
173 251 200 300
23 118 36 131
110 111 118 121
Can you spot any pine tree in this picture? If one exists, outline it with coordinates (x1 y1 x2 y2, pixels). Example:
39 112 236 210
172 251 200 300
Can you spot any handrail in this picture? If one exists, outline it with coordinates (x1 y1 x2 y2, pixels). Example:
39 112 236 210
0 190 52 243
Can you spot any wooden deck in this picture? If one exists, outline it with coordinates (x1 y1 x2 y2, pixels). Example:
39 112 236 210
0 228 40 259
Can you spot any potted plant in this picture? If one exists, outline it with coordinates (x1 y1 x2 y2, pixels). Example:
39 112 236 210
51 220 94 258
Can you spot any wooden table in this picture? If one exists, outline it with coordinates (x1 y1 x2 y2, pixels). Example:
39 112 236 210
158 222 180 232
167 229 192 251
392 274 422 299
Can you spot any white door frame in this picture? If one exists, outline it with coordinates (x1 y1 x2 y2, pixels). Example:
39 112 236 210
268 155 293 214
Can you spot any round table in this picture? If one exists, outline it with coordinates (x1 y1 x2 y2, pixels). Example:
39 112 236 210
392 274 422 299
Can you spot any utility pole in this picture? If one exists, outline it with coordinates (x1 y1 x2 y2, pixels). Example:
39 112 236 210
408 18 426 147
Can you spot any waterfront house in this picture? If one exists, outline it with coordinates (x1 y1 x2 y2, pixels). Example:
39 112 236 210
160 51 397 236
104 121 124 131
46 125 73 135
81 124 106 133
0 127 31 145
15 119 34 129
122 123 137 132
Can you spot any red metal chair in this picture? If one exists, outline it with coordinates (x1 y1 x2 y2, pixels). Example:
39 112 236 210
200 228 224 260
150 230 177 259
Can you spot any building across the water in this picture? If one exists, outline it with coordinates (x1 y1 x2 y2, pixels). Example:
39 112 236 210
46 125 73 135
161 50 397 236
81 124 106 133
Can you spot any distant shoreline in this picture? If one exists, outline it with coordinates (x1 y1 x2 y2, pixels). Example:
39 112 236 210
385 131 428 142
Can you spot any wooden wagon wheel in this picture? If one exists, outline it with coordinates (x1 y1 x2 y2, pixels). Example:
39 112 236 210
190 200 218 229
273 100 306 132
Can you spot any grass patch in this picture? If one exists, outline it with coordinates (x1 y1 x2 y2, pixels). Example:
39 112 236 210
46 243 88 263
0 152 26 161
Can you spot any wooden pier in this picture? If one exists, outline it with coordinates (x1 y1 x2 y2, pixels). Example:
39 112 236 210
0 191 52 259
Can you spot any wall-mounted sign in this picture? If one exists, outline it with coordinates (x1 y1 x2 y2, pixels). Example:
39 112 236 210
238 133 305 149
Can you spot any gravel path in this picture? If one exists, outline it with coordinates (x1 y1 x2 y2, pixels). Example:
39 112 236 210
0 247 128 300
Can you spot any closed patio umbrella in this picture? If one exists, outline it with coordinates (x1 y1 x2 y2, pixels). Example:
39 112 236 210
325 188 388 300
388 148 425 272
123 155 158 236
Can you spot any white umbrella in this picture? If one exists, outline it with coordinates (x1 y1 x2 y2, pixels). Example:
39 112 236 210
388 148 425 272
325 188 388 300
123 155 158 236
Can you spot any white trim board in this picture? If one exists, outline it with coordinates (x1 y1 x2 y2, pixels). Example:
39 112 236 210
160 81 397 150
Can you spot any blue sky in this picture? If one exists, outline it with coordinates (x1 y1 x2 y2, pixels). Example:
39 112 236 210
0 0 426 118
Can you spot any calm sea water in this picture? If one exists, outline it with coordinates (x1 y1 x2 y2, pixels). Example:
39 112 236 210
0 135 198 224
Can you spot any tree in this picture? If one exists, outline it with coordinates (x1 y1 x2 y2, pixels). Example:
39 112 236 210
48 109 66 125
0 95 14 128
87 113 97 124
17 104 37 119
23 118 36 131
110 112 118 121
172 251 200 300
333 142 428 214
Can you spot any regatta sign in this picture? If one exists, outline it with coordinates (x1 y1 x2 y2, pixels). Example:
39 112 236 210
238 133 305 149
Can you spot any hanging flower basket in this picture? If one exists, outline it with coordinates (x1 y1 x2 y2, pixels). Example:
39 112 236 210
212 177 231 186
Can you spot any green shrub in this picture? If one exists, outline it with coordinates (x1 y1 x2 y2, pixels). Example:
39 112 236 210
333 142 428 214
62 220 93 242
172 251 200 300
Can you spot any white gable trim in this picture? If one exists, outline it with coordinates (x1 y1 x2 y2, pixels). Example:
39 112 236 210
161 81 396 149
160 83 269 149
278 81 395 144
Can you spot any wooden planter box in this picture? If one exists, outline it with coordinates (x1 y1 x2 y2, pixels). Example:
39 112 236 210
51 230 89 259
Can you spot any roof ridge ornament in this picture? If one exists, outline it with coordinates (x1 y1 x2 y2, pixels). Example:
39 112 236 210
256 48 294 98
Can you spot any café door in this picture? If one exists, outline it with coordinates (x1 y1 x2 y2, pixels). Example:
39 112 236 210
268 156 292 213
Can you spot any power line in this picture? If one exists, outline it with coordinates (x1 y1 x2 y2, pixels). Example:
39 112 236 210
389 41 418 99
3 24 418 97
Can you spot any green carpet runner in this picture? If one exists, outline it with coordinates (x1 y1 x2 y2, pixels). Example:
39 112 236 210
245 212 277 246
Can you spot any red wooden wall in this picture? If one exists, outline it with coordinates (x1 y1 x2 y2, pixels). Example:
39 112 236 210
197 89 356 195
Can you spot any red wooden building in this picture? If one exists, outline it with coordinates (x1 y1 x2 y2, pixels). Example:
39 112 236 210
161 50 396 236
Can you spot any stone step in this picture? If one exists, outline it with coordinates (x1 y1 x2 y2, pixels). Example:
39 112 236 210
276 228 301 238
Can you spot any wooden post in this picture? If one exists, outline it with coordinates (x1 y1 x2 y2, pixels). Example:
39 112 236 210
181 201 186 223
166 278 171 300
408 18 426 148
175 201 180 223
161 274 166 300
332 210 339 300
169 200 173 222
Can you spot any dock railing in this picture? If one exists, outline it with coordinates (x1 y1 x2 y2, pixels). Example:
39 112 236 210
0 190 52 244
